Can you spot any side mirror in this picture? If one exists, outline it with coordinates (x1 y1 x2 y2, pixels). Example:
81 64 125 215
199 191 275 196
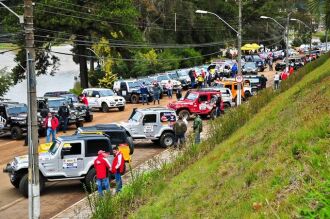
95 95 100 98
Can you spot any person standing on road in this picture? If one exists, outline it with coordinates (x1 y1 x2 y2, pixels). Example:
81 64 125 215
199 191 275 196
152 82 161 105
268 58 273 71
166 80 173 98
215 94 224 117
43 112 59 143
94 150 111 196
231 63 238 78
112 147 125 193
274 72 280 90
176 85 182 100
173 114 187 148
193 115 203 144
58 102 70 133
81 93 88 106
140 82 149 105
260 74 268 89
189 69 195 88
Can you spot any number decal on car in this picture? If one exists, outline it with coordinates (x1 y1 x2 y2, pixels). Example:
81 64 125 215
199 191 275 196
63 158 78 169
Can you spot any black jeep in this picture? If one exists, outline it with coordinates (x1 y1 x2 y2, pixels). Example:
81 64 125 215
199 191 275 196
0 102 28 139
75 123 134 155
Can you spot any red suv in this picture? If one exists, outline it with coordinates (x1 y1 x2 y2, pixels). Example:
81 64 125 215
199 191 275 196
167 90 220 120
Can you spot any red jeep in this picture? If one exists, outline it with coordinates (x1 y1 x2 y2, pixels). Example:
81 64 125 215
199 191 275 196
167 90 220 120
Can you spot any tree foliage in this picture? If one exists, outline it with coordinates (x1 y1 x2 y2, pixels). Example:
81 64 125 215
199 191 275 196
0 68 12 97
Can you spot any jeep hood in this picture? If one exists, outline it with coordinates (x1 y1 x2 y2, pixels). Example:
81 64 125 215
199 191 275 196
14 152 52 165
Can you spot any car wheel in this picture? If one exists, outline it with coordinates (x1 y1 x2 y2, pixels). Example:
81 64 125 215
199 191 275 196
85 115 93 122
130 94 139 104
11 126 23 140
178 109 190 120
10 174 21 188
19 173 45 198
84 168 97 192
76 121 84 128
118 106 125 112
159 132 175 148
101 103 109 113
224 102 231 109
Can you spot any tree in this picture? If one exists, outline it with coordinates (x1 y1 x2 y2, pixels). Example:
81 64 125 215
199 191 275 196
0 68 12 97
309 0 330 30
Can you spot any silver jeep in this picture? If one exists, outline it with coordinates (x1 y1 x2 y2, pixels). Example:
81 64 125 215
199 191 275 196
3 135 114 197
121 107 177 148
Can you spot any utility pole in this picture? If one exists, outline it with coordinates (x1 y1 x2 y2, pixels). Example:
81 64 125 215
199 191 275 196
24 0 40 218
236 0 242 106
285 13 290 72
326 29 328 52
174 13 177 32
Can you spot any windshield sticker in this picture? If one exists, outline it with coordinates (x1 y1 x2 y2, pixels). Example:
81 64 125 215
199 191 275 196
63 158 78 169
0 116 6 128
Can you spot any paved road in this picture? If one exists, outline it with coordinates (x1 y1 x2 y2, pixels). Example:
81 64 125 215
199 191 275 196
0 68 276 219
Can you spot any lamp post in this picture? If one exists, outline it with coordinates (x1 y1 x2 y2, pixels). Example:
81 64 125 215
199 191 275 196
260 14 290 72
196 4 242 106
290 18 313 57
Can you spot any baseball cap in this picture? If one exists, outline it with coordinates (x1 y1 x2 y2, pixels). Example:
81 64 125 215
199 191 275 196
98 150 105 155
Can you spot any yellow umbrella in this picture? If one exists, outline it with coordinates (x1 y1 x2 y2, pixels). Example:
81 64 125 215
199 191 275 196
251 43 261 50
241 43 253 50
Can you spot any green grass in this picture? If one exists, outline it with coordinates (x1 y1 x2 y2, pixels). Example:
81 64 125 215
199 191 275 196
0 43 19 50
91 53 330 219
129 58 330 218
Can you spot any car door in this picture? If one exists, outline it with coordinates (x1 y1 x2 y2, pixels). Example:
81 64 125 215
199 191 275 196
87 90 100 108
198 95 209 113
59 141 84 177
120 82 128 97
142 114 158 137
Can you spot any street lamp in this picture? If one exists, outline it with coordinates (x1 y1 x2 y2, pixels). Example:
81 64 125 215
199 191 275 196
195 6 243 106
290 18 313 56
260 15 290 71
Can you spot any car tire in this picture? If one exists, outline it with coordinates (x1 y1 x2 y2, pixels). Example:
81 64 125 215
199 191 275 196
118 106 125 112
11 126 23 140
101 103 109 113
159 132 175 148
84 168 97 192
10 175 21 188
178 109 190 120
76 121 84 128
19 173 45 198
224 102 231 109
85 115 93 122
130 94 139 104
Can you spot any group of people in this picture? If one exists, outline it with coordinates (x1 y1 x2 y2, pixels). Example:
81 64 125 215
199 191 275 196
140 81 162 105
273 65 295 90
94 147 125 196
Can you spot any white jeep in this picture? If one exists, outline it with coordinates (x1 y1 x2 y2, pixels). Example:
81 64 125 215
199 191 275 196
82 88 126 112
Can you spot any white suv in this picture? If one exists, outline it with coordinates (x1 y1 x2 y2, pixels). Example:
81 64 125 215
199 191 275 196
82 88 126 112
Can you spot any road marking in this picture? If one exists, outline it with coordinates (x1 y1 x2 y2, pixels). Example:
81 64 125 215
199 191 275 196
0 197 25 212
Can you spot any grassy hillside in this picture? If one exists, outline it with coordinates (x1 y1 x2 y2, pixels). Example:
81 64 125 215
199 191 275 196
130 60 330 218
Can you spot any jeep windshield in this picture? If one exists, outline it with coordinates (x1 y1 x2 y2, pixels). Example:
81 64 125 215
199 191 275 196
185 93 198 101
167 73 178 79
7 106 27 116
48 99 67 108
128 82 141 88
49 140 60 155
244 62 256 69
99 89 115 97
130 111 143 122
157 75 170 81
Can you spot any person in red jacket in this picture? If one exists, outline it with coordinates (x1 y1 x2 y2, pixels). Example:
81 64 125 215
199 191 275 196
81 94 88 106
94 150 112 196
281 71 288 81
289 65 294 75
112 147 125 193
43 112 59 143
